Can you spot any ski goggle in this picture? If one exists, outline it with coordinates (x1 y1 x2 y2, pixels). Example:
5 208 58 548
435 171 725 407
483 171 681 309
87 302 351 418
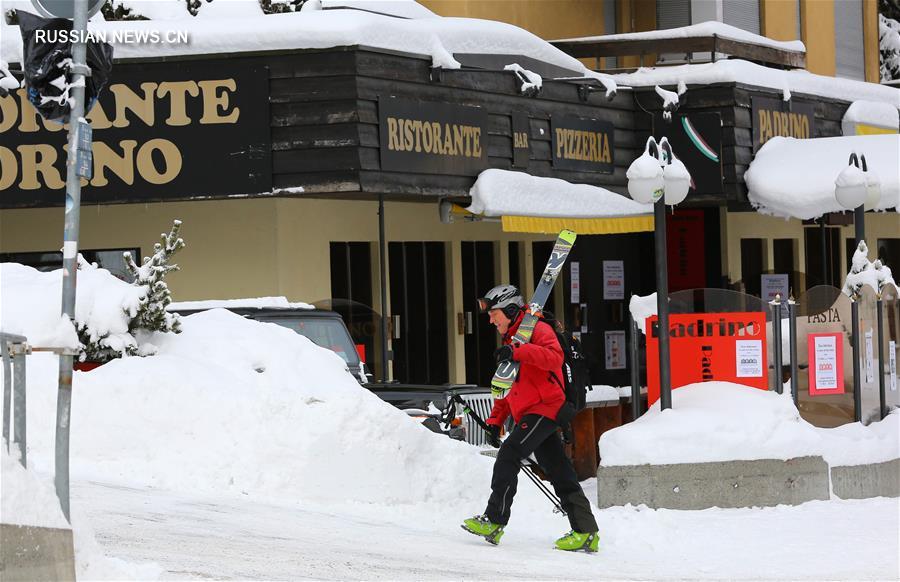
476 297 493 313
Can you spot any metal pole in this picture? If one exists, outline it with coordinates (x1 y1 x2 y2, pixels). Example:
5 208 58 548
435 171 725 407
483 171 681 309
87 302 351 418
772 296 783 394
789 299 799 405
819 218 828 286
629 313 641 421
851 300 862 423
12 345 27 468
378 193 389 382
654 199 672 410
854 205 865 251
2 341 10 450
55 0 90 523
877 298 886 420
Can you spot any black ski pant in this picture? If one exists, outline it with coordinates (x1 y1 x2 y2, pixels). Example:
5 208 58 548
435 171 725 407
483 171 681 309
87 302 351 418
484 414 598 534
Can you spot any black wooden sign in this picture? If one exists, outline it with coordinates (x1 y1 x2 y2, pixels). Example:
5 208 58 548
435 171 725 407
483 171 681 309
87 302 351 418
653 112 723 194
378 97 489 175
511 112 530 168
550 114 614 173
752 96 815 152
0 60 270 208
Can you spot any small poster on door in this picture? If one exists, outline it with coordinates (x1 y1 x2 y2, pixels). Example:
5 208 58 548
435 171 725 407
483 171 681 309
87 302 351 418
761 274 789 302
605 330 626 370
809 333 844 395
603 260 624 300
735 340 763 377
570 262 580 304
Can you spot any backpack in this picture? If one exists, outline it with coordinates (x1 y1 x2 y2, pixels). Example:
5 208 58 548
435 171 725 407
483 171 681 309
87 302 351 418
540 312 589 412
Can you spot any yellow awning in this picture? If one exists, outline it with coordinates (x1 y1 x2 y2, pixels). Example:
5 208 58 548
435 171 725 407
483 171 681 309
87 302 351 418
501 214 654 234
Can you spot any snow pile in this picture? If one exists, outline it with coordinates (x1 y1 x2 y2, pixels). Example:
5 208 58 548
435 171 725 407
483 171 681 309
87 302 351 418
1 448 69 528
0 448 160 579
0 263 146 354
169 296 314 311
599 382 899 467
612 59 900 106
843 100 900 131
0 2 616 92
842 241 897 298
468 169 653 218
744 134 900 219
559 21 805 54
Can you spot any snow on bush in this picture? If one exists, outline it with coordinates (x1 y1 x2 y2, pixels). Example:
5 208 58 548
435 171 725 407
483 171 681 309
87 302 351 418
842 240 897 298
599 382 899 467
880 14 900 82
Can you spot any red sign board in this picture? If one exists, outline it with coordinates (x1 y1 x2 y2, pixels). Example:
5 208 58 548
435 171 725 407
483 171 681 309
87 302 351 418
807 332 844 395
646 312 768 405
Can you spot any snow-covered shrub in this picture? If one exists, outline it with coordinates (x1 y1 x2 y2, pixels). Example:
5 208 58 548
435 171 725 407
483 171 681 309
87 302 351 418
880 13 900 82
124 220 185 337
842 240 897 298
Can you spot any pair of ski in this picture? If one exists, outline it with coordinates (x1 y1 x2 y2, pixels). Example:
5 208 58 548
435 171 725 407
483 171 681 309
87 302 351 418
491 229 577 396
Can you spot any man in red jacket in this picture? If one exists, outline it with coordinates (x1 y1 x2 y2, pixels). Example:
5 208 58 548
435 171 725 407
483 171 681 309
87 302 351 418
461 284 599 552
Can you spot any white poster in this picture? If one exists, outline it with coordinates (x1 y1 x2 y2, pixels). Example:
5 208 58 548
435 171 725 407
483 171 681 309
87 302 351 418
864 329 875 384
735 340 763 378
570 262 580 304
813 335 839 390
890 341 897 392
605 330 626 370
603 260 624 300
761 274 790 302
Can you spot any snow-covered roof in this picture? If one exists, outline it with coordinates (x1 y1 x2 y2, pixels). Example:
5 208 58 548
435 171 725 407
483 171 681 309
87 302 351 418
611 59 900 105
744 134 900 220
0 1 610 88
467 169 652 219
843 100 900 130
555 21 805 54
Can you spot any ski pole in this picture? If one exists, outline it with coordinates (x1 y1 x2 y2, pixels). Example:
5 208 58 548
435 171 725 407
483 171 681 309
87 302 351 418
451 395 567 515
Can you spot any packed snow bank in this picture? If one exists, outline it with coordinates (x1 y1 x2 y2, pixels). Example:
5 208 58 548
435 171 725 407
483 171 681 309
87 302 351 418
0 263 146 354
599 382 899 467
15 310 491 506
468 169 652 218
1 447 69 528
0 448 160 579
745 134 900 219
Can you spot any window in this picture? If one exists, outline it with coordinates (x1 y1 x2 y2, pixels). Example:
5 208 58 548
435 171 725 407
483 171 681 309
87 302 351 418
0 248 140 282
657 0 691 30
835 0 865 80
740 238 767 297
804 226 841 289
876 238 900 268
723 0 761 35
773 238 797 292
603 0 618 69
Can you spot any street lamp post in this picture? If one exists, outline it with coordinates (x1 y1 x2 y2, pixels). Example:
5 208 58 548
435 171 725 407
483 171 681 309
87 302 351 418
834 152 880 424
626 137 690 411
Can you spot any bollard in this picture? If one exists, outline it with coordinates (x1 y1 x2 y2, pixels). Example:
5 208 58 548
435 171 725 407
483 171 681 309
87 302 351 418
851 300 862 423
629 314 641 421
877 297 886 420
788 297 799 405
771 295 783 394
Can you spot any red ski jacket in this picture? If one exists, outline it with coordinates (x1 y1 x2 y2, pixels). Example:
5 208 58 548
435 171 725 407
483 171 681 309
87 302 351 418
486 312 565 426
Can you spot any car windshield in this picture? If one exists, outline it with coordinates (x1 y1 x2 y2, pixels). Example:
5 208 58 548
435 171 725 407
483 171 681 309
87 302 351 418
257 316 361 366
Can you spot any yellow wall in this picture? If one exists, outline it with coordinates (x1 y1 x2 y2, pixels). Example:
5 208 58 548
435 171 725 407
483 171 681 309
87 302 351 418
761 0 799 41
420 0 605 40
801 0 836 77
725 211 900 292
863 0 880 83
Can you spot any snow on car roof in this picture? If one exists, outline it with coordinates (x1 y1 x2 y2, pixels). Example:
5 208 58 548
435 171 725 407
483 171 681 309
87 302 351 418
168 297 314 311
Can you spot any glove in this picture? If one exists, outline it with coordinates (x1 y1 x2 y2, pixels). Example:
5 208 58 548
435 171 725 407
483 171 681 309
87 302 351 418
486 425 502 448
494 344 514 364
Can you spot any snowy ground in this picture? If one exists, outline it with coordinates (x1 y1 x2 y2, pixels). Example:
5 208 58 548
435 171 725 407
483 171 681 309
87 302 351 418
72 479 898 581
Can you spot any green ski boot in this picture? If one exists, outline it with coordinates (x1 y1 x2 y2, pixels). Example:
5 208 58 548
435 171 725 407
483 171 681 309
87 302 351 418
461 514 505 545
555 530 599 553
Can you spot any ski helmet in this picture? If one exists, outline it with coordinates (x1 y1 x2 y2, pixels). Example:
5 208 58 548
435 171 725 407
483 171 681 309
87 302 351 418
477 284 524 319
